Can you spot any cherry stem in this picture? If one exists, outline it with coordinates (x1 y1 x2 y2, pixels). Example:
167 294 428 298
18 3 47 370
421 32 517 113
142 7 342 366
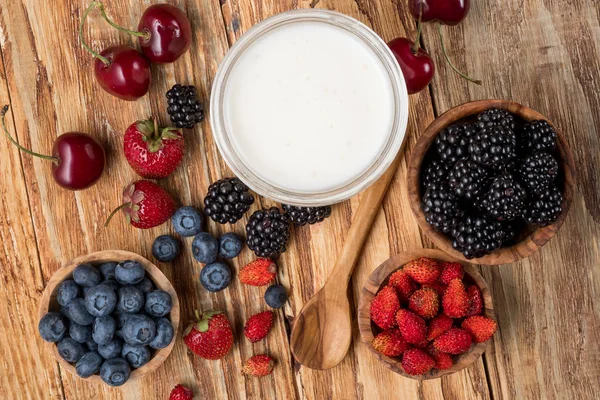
104 203 130 227
1 105 59 163
79 2 111 66
97 2 151 41
437 23 482 85
412 4 423 54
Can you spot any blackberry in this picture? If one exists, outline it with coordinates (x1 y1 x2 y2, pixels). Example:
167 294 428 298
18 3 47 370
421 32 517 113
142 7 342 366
204 178 255 224
468 125 517 169
166 84 205 129
522 120 557 152
246 207 290 258
448 158 489 199
451 215 508 259
435 123 478 164
282 204 332 226
481 174 528 221
422 182 463 234
477 108 516 129
422 160 450 190
524 185 563 226
518 152 558 194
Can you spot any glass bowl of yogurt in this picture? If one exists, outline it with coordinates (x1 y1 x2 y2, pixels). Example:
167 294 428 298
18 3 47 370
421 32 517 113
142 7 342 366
211 9 408 206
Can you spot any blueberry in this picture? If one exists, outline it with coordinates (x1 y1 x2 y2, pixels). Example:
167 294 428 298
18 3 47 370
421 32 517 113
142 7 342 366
218 232 243 259
73 263 101 287
149 317 174 349
84 284 117 317
135 277 154 293
100 358 131 387
144 290 173 317
38 312 68 342
63 298 95 326
69 322 92 343
92 315 116 345
98 262 118 280
121 344 151 368
86 340 98 351
265 284 288 308
102 279 121 292
57 279 80 306
151 235 181 263
200 262 231 292
192 232 219 263
117 286 145 313
114 312 134 329
172 206 203 237
76 351 103 378
121 314 156 346
98 338 123 359
115 260 145 285
57 337 86 363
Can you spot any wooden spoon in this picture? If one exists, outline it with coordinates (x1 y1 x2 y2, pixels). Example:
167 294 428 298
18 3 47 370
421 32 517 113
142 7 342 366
290 152 403 370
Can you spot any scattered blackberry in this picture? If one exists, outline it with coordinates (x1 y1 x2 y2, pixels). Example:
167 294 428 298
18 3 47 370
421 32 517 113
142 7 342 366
246 208 290 258
448 158 489 199
522 120 557 152
451 215 508 259
518 152 558 194
422 160 450 189
468 125 517 169
204 178 255 224
477 108 515 129
282 204 332 226
422 182 463 234
524 185 563 226
166 84 205 129
481 174 528 221
435 123 477 164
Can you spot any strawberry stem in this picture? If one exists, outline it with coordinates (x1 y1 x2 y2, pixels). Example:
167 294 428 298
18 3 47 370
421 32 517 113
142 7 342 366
79 2 111 66
104 203 130 227
97 2 151 41
437 23 482 85
1 105 59 162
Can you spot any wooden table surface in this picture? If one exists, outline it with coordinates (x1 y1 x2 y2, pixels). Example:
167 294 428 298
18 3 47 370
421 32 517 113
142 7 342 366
0 1 598 399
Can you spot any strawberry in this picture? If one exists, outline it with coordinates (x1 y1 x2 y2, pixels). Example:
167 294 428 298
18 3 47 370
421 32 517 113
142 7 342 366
396 309 427 344
371 329 409 357
239 258 277 286
439 262 464 285
425 282 447 298
433 328 473 354
370 286 400 329
466 285 483 316
427 313 453 341
242 354 275 377
183 310 234 360
244 311 274 342
442 278 468 318
124 119 184 179
106 180 176 229
401 348 435 376
169 384 193 400
388 269 417 302
461 316 497 343
403 257 441 284
408 287 439 319
432 352 453 370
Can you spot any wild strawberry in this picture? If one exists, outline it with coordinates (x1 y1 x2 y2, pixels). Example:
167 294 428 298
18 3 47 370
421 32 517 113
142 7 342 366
396 309 427 344
169 384 193 400
388 269 417 302
427 313 453 341
432 352 453 370
401 348 435 376
371 329 409 357
124 119 184 179
442 278 468 318
244 311 274 342
242 354 275 377
183 310 234 360
239 258 277 286
462 316 497 343
425 282 447 297
466 285 483 316
404 257 441 284
408 287 439 319
370 286 400 330
439 262 464 285
433 328 473 354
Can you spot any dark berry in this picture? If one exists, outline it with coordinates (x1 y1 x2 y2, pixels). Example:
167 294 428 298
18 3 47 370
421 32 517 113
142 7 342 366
421 160 450 190
522 120 557 152
152 235 181 262
246 207 290 258
144 290 173 317
448 158 489 199
115 260 145 285
452 216 509 259
102 279 121 292
518 152 558 194
524 185 563 226
117 287 145 314
149 318 174 349
477 108 515 129
73 263 101 287
204 177 255 224
166 84 205 129
282 204 332 226
469 125 517 169
171 206 203 237
435 123 477 164
135 277 154 293
218 232 243 258
38 312 68 342
422 182 463 234
200 262 232 292
98 338 123 359
100 358 131 387
192 232 219 263
481 174 528 221
265 285 288 308
121 344 151 368
114 312 134 329
69 322 92 343
121 314 156 346
63 298 95 326
86 340 98 351
84 284 117 317
93 315 116 345
57 279 80 307
98 262 117 281
57 337 86 363
76 351 103 378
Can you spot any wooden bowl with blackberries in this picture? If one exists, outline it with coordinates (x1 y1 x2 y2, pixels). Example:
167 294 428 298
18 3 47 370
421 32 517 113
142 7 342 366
408 100 576 265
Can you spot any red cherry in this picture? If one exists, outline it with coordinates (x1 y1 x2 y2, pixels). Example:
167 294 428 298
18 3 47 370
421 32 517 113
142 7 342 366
408 0 470 26
388 38 435 95
94 46 152 101
137 4 192 64
1 106 105 190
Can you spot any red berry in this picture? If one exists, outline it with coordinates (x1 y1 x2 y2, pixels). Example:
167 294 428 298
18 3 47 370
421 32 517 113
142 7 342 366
244 311 274 343
427 313 453 341
439 262 464 285
401 348 435 375
137 4 192 63
242 354 275 377
388 269 418 303
442 278 469 318
461 316 497 343
396 309 427 344
183 311 234 360
371 329 409 357
370 286 401 330
433 328 472 354
403 258 441 284
466 285 483 316
239 259 277 286
388 38 435 95
169 384 193 400
408 287 439 319
408 0 471 26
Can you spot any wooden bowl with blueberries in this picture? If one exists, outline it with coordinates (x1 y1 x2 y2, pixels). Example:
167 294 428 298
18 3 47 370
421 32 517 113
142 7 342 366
407 100 576 265
38 250 180 387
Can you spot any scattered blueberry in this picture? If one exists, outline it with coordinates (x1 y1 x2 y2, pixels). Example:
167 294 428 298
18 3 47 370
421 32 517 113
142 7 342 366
218 232 243 259
121 314 156 346
73 263 101 287
121 344 151 368
152 235 181 262
76 351 103 378
265 284 288 308
69 322 92 343
192 232 219 263
92 315 116 345
98 338 123 359
98 262 118 281
86 340 98 351
114 312 134 329
57 279 80 306
200 262 231 292
38 312 68 342
149 317 174 349
85 284 117 317
144 290 173 317
172 206 203 237
115 260 145 285
57 337 86 363
117 286 145 314
135 277 154 293
63 298 95 326
100 358 131 387
102 279 121 292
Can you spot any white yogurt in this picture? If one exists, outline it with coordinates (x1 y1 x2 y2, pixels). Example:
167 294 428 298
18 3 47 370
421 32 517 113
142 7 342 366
222 20 395 193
